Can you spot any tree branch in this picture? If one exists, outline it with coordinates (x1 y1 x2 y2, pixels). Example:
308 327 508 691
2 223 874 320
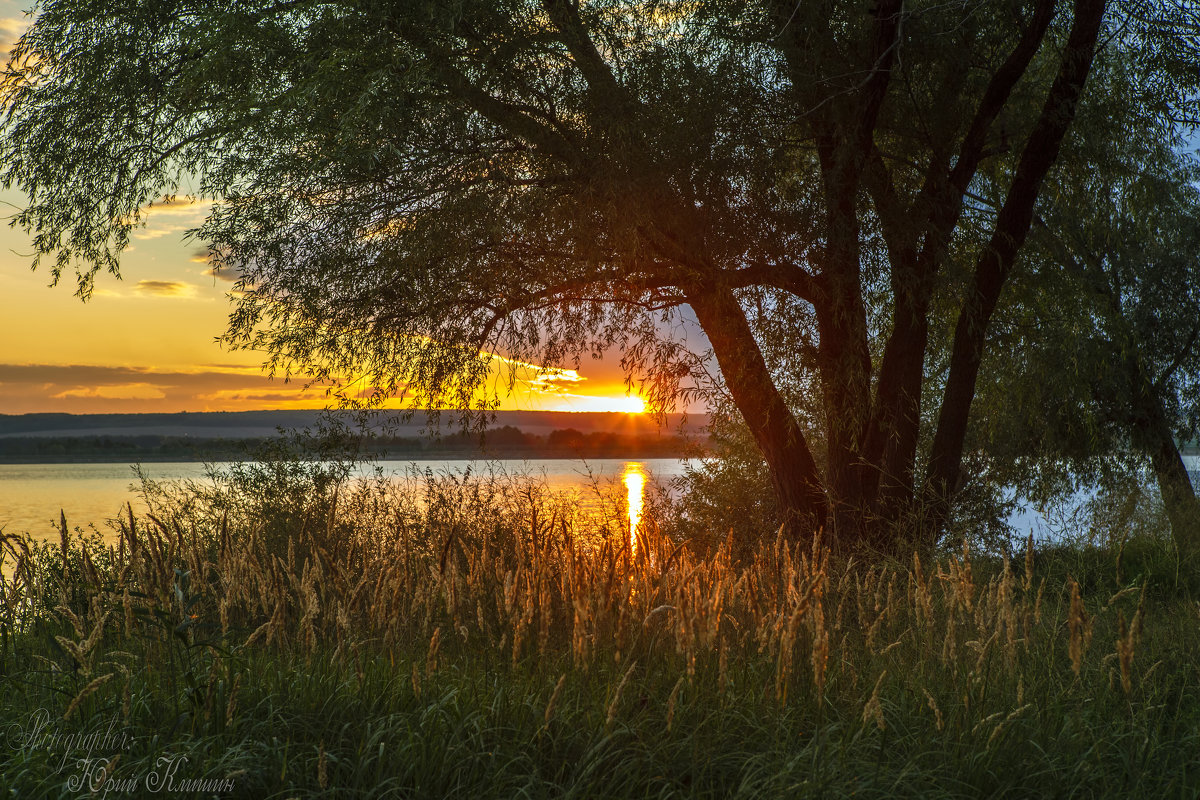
727 259 825 306
946 0 1059 198
925 0 1109 530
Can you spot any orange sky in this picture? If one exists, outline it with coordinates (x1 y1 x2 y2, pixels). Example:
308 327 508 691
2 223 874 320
0 6 707 417
0 190 648 414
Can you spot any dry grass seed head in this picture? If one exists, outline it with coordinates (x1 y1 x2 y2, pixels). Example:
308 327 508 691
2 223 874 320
605 661 637 733
426 627 441 678
666 675 685 732
63 673 113 720
862 670 886 731
922 688 944 731
544 674 567 726
1067 577 1090 677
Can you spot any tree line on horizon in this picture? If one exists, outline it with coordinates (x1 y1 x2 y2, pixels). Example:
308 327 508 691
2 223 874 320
0 425 702 462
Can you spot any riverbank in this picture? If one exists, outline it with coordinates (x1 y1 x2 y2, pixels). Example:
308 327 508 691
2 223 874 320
2 465 1198 798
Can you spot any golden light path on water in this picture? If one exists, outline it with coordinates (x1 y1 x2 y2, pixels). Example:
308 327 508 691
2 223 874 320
622 462 646 554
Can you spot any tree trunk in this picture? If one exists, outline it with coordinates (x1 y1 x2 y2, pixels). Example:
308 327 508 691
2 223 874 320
924 0 1108 540
687 286 829 539
862 298 929 544
813 132 875 547
1123 353 1200 555
1138 399 1200 556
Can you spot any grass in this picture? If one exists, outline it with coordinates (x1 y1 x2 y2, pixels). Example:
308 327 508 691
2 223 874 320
2 462 1199 798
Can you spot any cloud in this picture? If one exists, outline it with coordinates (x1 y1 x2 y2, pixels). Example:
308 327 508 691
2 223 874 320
200 265 244 285
0 363 272 391
0 363 324 413
0 364 174 384
526 369 586 395
52 383 167 401
190 247 250 289
131 197 213 241
487 353 587 396
196 389 325 404
133 280 196 298
196 362 269 374
0 355 644 414
0 17 28 57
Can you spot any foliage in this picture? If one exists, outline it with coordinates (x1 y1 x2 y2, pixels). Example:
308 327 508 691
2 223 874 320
670 415 783 552
975 85 1200 473
8 1 1200 547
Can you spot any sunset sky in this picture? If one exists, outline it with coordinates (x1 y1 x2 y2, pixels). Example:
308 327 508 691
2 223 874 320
0 4 691 417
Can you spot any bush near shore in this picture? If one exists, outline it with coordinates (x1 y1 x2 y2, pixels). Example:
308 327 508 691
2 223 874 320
1 463 1198 798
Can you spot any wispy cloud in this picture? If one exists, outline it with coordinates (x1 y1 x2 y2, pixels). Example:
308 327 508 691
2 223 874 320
195 388 331 408
0 351 635 414
0 17 28 57
488 352 587 397
132 197 212 241
133 279 196 298
0 363 323 413
51 382 166 401
200 266 243 284
190 247 250 291
526 369 586 395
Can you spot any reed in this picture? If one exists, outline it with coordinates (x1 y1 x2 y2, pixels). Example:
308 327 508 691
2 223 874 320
1 462 1198 797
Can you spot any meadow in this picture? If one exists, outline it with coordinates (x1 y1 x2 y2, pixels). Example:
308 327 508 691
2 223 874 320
2 459 1198 798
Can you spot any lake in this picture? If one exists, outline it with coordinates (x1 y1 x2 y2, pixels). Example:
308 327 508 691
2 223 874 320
0 458 693 545
5 456 1197 548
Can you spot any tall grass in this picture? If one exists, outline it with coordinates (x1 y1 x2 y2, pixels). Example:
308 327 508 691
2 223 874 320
1 461 1198 798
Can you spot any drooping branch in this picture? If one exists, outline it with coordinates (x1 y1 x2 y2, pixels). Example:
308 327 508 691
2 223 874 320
541 0 633 110
437 65 586 170
925 0 1109 532
727 260 826 307
945 0 1059 199
861 0 1060 476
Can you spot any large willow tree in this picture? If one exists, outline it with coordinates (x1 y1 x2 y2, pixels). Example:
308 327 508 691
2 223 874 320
4 0 1197 550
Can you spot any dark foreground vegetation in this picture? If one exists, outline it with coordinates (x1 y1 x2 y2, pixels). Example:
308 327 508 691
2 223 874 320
2 459 1198 798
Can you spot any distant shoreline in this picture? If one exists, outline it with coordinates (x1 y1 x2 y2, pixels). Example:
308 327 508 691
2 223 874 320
0 449 701 465
0 408 704 437
0 453 699 465
0 409 707 464
0 430 706 465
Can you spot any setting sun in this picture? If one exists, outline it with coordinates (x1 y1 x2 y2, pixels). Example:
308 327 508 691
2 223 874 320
552 394 646 413
611 395 646 414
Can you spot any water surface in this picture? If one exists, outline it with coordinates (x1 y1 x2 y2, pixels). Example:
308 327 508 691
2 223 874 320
0 458 691 544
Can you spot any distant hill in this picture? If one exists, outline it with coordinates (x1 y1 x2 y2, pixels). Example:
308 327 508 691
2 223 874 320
0 410 710 462
0 409 703 439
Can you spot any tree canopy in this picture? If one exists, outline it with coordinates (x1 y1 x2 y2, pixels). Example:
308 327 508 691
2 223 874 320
5 0 1200 551
974 63 1200 546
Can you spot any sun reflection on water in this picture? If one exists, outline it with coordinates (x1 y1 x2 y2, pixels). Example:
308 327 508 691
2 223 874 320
622 462 646 554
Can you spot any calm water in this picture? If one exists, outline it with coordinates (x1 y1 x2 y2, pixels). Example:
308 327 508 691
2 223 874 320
0 458 692 544
5 456 1196 547
1007 458 1200 540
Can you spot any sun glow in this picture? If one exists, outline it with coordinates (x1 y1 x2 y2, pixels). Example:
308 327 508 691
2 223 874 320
552 394 646 413
610 394 647 414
